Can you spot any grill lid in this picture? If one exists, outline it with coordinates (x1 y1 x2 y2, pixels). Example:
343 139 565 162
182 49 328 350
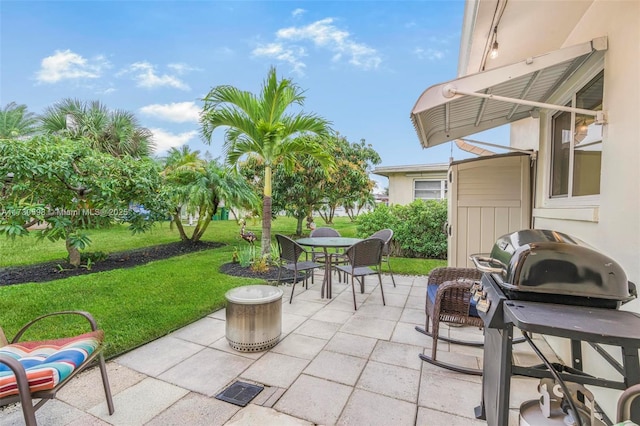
471 229 634 303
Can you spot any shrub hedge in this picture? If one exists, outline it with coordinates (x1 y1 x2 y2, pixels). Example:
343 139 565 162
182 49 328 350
356 199 447 259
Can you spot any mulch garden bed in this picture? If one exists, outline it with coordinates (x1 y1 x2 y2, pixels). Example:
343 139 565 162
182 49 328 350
1 241 307 286
0 241 223 286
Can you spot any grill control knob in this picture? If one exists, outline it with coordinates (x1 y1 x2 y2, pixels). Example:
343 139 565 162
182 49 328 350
477 298 491 313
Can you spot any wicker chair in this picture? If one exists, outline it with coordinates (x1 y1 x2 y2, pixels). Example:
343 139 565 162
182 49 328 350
0 311 114 425
275 234 323 303
415 266 484 375
335 238 385 310
617 383 640 423
369 229 396 287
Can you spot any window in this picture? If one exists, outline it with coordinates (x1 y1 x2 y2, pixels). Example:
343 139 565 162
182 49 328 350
550 71 603 198
414 180 447 200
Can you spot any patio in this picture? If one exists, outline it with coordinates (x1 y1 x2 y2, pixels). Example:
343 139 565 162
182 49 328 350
2 272 556 425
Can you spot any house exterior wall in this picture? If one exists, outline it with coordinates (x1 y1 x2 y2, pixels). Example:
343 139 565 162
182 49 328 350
383 169 448 205
508 0 640 417
530 0 639 294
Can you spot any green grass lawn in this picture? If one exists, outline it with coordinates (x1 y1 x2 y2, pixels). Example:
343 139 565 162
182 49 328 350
0 217 445 358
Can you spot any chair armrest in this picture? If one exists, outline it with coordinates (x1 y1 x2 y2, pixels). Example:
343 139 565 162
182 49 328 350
0 354 35 409
11 311 99 344
617 383 640 422
433 279 477 316
427 267 482 286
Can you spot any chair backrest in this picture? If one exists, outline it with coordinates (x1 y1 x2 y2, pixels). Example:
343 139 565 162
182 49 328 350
345 238 384 268
370 229 393 255
310 227 340 238
275 234 305 263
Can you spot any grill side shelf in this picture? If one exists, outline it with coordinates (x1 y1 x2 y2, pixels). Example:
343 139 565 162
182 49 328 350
503 301 640 346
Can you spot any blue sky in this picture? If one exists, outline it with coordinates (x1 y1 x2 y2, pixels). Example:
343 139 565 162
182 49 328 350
1 1 508 190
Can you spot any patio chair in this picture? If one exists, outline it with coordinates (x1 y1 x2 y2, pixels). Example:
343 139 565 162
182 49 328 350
617 383 640 423
335 238 385 310
309 227 348 282
415 266 484 375
0 311 114 426
369 228 396 287
275 234 323 303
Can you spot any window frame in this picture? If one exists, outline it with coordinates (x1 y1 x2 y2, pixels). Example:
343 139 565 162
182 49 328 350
413 179 447 200
543 64 604 208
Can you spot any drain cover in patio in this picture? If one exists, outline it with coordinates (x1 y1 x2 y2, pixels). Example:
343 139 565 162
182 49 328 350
215 381 264 407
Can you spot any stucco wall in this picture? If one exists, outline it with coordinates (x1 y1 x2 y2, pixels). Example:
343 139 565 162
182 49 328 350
521 0 640 418
386 170 448 205
530 0 640 289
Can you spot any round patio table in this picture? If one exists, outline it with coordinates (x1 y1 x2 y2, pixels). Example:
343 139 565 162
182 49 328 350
296 237 361 299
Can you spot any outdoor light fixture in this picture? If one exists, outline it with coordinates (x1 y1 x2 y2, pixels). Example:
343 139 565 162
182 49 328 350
490 26 499 59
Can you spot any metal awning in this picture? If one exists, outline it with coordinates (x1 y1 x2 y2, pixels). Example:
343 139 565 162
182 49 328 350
411 37 607 148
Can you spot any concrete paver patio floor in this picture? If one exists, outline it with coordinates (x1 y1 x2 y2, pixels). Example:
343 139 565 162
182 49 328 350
2 272 553 425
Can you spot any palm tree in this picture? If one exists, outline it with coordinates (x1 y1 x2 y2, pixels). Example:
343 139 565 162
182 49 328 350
163 145 206 175
163 145 259 242
200 66 333 256
0 102 39 139
40 98 154 157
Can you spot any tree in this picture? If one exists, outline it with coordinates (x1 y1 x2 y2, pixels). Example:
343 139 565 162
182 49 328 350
271 145 328 235
318 136 381 224
162 145 259 242
0 135 166 266
0 102 39 139
40 98 155 158
238 147 327 236
200 66 333 256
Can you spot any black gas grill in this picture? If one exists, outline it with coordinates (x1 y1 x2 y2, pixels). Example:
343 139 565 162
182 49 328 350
471 229 635 312
469 230 639 425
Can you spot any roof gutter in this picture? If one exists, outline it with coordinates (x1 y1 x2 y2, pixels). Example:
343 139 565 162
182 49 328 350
457 0 480 77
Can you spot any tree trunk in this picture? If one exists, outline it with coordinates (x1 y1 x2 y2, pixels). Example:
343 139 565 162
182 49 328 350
261 165 272 257
66 238 81 267
262 196 272 256
295 215 303 236
172 211 189 241
193 207 212 242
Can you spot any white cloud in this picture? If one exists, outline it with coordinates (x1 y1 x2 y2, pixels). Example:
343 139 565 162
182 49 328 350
277 18 382 69
252 43 306 75
259 18 381 72
140 102 201 123
292 8 306 17
119 62 190 90
167 63 201 75
150 128 199 153
414 47 446 61
36 49 110 83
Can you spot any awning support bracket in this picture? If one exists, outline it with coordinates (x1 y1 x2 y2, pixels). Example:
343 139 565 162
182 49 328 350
442 87 607 124
460 138 537 159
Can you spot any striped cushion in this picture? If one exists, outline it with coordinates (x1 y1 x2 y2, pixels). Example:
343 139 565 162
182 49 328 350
0 330 103 399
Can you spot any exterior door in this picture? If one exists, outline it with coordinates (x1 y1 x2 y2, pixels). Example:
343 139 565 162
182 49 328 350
448 153 532 268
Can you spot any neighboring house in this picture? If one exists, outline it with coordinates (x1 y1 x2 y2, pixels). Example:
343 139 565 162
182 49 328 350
372 163 448 205
410 0 639 419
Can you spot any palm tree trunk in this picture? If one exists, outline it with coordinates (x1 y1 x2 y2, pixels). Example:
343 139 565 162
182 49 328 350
193 208 212 242
261 165 272 256
172 210 189 241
